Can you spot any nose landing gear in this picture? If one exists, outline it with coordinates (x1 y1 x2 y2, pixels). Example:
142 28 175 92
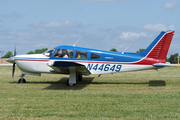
18 74 26 83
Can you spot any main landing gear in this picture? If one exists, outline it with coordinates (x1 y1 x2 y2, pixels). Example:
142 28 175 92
67 74 83 86
66 67 83 86
18 74 26 83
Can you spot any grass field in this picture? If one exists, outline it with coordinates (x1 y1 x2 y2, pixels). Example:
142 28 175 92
0 66 180 119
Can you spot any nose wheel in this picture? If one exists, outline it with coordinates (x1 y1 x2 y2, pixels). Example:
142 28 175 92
18 78 26 83
18 74 26 83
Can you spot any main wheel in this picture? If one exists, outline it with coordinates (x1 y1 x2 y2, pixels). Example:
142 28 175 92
67 80 76 86
76 75 82 81
18 78 26 83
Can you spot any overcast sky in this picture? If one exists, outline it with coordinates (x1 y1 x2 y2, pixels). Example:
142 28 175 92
0 0 179 57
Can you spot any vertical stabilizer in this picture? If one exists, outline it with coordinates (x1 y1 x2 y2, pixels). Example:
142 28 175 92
139 30 175 61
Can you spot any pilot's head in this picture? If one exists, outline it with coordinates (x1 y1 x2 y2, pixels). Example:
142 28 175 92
62 49 67 55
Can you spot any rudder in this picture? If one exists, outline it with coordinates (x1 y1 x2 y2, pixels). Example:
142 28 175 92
139 31 175 61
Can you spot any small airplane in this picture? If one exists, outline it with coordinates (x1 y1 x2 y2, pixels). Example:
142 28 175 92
6 30 175 86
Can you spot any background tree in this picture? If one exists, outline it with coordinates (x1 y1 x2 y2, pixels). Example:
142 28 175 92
27 48 48 54
27 51 35 54
110 48 118 52
165 57 169 62
3 51 13 58
136 48 145 53
167 53 179 64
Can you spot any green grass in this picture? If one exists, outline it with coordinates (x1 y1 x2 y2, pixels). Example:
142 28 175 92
0 66 180 119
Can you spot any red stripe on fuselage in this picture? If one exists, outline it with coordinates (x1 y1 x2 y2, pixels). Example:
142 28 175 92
15 59 49 62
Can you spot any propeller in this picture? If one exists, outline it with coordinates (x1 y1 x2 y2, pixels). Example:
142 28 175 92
12 47 17 78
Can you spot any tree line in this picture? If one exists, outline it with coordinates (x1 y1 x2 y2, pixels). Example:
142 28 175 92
2 48 180 64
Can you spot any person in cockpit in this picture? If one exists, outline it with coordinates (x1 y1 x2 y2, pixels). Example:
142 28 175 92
61 49 68 58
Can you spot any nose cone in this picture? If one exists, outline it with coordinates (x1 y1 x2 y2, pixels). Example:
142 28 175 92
6 57 15 63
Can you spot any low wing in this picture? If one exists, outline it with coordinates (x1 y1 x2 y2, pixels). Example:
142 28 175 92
48 61 91 75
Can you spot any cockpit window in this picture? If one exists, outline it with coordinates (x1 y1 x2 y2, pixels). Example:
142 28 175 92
91 53 100 59
75 50 87 59
54 49 73 58
43 47 57 57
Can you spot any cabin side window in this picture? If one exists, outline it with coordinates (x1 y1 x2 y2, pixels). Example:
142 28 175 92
75 50 87 59
91 53 100 59
54 49 73 58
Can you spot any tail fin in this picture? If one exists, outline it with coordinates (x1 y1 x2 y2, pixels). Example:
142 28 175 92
139 30 175 60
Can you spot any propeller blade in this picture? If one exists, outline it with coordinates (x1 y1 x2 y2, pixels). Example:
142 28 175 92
12 62 15 78
12 46 17 78
14 46 17 56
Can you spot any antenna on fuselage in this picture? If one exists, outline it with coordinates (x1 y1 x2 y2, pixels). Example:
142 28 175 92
73 36 82 46
122 44 132 54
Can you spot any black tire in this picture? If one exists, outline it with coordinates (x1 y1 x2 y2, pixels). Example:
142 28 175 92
67 80 70 86
18 78 26 83
76 75 82 81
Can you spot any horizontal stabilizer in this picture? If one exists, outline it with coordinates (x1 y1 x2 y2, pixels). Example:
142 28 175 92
153 62 171 67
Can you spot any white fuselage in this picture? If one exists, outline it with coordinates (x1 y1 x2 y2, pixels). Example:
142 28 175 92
12 54 155 76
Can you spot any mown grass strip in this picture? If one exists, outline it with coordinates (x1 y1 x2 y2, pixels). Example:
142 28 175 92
0 66 180 119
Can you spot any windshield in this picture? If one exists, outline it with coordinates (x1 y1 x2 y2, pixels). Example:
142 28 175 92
43 47 57 57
